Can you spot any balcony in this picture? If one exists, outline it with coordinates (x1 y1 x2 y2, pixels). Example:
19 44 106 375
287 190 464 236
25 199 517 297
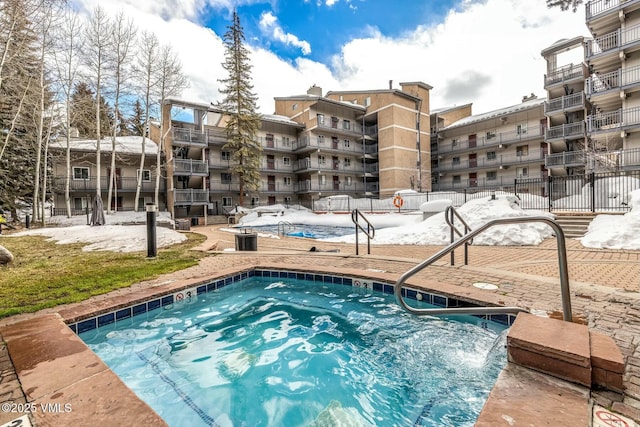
545 151 588 168
586 106 640 134
544 63 588 87
172 189 209 205
209 180 240 193
260 159 294 172
545 122 585 141
317 117 366 137
172 159 208 176
586 24 640 64
292 135 365 154
293 179 365 194
206 129 228 145
258 135 295 152
172 128 207 147
438 149 546 172
51 176 164 193
439 126 545 154
293 157 365 173
544 92 585 116
258 181 294 193
586 0 640 27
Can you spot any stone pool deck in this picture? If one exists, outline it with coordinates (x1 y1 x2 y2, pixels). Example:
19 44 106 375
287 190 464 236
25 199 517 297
1 224 639 426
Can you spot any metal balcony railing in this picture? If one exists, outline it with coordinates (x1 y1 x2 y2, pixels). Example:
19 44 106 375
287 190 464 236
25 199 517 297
173 159 208 175
546 122 585 140
544 63 587 87
587 106 640 133
439 149 546 171
293 180 365 193
586 24 640 58
586 0 640 21
172 128 207 146
586 65 640 95
545 150 588 168
51 176 164 193
439 126 545 154
172 189 209 204
544 92 584 115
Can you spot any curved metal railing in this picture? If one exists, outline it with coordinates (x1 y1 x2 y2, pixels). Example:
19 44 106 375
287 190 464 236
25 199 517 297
351 209 375 255
394 216 573 322
277 221 295 236
444 206 472 265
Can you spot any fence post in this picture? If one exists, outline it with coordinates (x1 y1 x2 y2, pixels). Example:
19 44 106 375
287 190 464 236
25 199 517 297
548 175 553 212
589 172 595 213
463 188 467 204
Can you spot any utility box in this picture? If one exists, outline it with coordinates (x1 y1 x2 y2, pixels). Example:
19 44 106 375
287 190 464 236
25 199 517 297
235 232 257 251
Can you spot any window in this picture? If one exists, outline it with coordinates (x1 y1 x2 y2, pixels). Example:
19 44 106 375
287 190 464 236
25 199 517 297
344 139 350 148
365 97 371 107
331 116 338 128
318 155 326 165
453 175 461 184
320 175 326 185
283 176 291 186
73 197 88 210
283 157 291 166
486 131 496 140
251 197 260 207
283 137 291 147
318 135 325 145
317 114 325 125
344 158 351 167
343 120 351 130
221 151 231 161
137 169 151 181
284 196 292 205
516 145 529 157
346 176 352 186
487 151 497 160
222 197 232 207
452 157 460 165
221 173 232 184
292 103 298 111
452 139 458 147
487 171 497 181
516 123 528 135
517 167 529 178
73 167 89 180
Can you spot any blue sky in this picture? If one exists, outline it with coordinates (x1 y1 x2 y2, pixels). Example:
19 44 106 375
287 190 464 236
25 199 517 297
76 0 590 114
203 0 457 66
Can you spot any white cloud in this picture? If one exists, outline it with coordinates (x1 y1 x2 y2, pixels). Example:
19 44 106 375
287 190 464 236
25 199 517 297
73 0 590 115
259 12 312 55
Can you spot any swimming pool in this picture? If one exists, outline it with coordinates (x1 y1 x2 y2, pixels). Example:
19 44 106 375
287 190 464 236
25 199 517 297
79 277 507 426
237 224 354 239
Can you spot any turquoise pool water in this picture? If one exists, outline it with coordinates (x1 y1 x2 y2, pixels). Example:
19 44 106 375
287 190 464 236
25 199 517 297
79 278 507 426
237 224 354 239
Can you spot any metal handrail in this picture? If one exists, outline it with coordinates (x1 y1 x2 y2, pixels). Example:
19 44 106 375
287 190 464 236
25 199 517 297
351 209 375 255
277 221 294 236
394 216 573 322
444 206 472 265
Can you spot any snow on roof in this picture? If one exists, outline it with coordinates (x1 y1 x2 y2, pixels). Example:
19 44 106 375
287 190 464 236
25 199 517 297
262 113 305 127
431 103 473 115
50 136 158 155
443 98 546 130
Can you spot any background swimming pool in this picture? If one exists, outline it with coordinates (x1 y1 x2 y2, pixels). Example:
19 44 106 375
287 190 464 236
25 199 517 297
237 224 354 239
80 278 507 426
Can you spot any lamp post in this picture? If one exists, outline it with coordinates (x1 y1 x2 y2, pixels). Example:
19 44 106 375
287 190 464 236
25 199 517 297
146 203 157 258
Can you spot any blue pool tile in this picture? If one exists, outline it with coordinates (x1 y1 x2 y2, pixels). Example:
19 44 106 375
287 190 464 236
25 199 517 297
314 274 323 282
305 273 314 281
116 308 131 321
419 292 432 304
332 276 343 285
323 275 333 283
77 318 97 333
248 270 255 277
133 304 147 316
233 274 241 282
296 273 305 280
279 271 288 278
97 313 115 327
224 277 233 286
216 280 225 288
255 270 263 277
406 289 418 300
68 323 78 334
147 299 161 311
162 295 174 306
241 272 248 279
507 315 516 326
433 295 447 307
383 284 394 294
343 278 353 286
287 272 297 279
373 282 383 292
207 282 216 292
197 286 206 295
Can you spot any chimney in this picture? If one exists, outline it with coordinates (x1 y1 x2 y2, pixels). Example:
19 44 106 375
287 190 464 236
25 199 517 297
389 80 393 90
307 85 322 96
522 92 537 102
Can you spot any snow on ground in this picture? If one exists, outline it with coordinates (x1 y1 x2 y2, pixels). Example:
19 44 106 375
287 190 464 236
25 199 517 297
580 189 640 250
321 195 555 246
6 211 185 253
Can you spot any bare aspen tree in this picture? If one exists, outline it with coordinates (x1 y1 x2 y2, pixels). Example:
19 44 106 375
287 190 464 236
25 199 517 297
133 30 159 212
155 43 188 209
106 10 137 214
84 6 112 198
52 7 84 217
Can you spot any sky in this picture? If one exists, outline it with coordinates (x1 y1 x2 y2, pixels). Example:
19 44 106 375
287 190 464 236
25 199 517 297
71 0 590 115
7 189 639 251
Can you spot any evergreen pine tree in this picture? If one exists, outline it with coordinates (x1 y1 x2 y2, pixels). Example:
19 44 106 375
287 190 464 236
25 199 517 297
70 82 97 137
217 10 261 207
128 98 146 136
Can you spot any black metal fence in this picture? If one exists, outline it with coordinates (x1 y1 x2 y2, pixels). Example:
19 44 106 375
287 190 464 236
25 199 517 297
515 171 640 212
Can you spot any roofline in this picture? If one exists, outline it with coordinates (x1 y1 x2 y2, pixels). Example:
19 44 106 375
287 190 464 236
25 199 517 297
325 88 422 103
540 36 587 56
431 103 473 115
443 98 546 131
274 95 367 111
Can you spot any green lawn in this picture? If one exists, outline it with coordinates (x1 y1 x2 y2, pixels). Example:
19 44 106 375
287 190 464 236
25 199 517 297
0 232 208 318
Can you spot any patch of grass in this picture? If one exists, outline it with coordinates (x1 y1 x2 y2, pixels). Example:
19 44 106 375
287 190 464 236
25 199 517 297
0 232 208 318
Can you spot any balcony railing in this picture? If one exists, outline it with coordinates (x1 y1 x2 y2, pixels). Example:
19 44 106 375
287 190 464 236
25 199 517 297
172 128 207 147
544 63 588 87
293 157 365 173
206 129 228 145
258 135 295 151
293 136 365 154
545 151 588 168
173 159 208 175
258 181 293 193
546 122 585 140
293 180 365 193
260 159 294 172
439 126 545 154
586 24 640 58
51 176 164 193
172 189 209 204
586 65 640 95
544 92 584 115
209 180 241 192
586 0 640 21
586 106 640 133
438 149 546 171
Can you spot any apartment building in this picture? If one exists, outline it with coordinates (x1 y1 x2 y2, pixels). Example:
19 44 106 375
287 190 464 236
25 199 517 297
432 97 548 192
430 104 473 188
49 136 164 213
